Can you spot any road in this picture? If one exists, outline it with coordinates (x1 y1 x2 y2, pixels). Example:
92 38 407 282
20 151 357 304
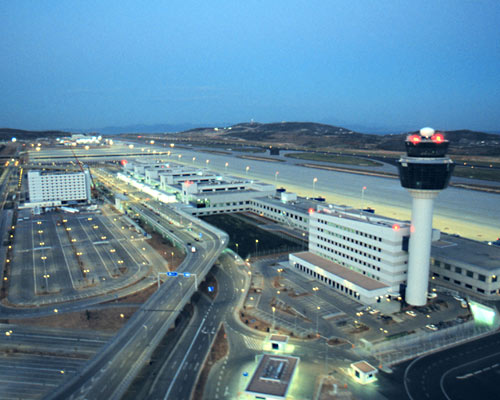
376 330 500 400
45 202 228 399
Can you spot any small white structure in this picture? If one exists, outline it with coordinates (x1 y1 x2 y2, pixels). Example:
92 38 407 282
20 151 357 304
350 360 378 384
268 334 289 351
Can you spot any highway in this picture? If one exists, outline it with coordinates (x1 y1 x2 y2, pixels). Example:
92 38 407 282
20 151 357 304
46 201 228 399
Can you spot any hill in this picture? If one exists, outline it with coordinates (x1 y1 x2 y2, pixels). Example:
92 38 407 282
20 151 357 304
177 122 500 156
0 128 69 141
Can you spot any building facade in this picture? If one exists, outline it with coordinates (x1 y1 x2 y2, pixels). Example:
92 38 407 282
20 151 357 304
27 170 91 206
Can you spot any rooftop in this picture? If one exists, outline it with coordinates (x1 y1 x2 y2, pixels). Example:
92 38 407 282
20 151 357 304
292 251 388 291
245 354 299 398
351 360 377 374
257 194 318 215
432 233 500 271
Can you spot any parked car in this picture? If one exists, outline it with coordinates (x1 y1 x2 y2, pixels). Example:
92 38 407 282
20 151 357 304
406 310 417 317
427 292 437 299
425 324 438 331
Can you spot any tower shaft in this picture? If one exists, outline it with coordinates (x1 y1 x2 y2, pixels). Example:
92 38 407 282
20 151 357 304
406 190 439 306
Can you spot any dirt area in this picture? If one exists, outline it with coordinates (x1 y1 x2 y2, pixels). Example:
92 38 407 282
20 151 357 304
317 376 354 400
327 338 348 346
8 283 159 332
9 305 139 332
192 324 229 400
143 227 184 270
239 310 273 333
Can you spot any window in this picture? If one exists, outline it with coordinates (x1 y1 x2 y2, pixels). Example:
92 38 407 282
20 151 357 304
455 267 462 274
466 270 474 278
454 280 461 285
465 284 472 289
478 274 486 282
477 288 485 293
444 264 451 271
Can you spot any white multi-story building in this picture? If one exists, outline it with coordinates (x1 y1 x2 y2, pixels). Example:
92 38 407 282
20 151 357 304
290 204 418 304
27 170 92 207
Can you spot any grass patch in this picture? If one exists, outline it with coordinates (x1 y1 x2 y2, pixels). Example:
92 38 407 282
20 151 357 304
453 166 500 182
201 214 302 258
285 152 383 167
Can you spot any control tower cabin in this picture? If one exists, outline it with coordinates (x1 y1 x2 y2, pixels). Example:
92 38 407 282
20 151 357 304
398 127 454 306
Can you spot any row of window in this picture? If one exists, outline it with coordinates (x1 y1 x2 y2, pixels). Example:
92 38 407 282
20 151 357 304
315 219 383 242
312 244 381 281
433 260 496 282
433 273 499 295
293 262 361 300
315 227 383 252
251 202 305 222
314 233 382 261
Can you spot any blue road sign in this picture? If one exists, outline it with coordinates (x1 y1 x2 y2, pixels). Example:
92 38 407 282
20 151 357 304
183 272 191 277
208 286 214 293
166 272 178 277
199 232 203 238
243 372 249 377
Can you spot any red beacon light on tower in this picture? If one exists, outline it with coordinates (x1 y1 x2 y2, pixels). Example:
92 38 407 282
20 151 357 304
431 132 444 143
392 224 400 231
408 134 421 145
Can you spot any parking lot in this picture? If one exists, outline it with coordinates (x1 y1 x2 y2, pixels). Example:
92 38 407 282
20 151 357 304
9 208 159 306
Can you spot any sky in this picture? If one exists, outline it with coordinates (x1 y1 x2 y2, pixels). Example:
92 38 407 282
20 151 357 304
1 1 500 132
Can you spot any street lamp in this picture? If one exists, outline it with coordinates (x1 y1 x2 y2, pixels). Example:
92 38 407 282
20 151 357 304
361 186 367 210
272 306 276 330
192 156 196 165
225 162 229 173
313 177 318 198
245 166 250 177
235 243 239 255
255 239 259 255
277 268 283 284
316 306 321 336
171 251 174 267
274 171 279 185
206 159 210 168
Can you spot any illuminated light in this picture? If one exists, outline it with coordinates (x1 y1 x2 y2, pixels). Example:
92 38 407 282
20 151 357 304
469 301 497 326
121 159 128 166
392 224 400 231
408 134 421 144
308 208 315 214
431 133 444 143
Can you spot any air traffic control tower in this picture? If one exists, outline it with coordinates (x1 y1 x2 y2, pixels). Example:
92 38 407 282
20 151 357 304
398 127 454 306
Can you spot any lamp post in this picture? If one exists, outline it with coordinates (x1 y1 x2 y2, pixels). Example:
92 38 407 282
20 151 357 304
206 159 210 168
225 162 229 173
245 166 250 177
192 156 196 165
361 186 367 210
274 171 279 185
313 177 318 198
255 239 259 255
272 306 276 330
277 268 283 284
235 243 239 255
170 251 174 268
316 306 321 336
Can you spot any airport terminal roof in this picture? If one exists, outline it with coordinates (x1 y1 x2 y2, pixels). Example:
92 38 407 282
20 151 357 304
432 233 500 271
292 251 389 291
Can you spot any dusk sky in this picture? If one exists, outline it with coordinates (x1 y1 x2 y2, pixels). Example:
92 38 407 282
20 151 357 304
1 1 499 132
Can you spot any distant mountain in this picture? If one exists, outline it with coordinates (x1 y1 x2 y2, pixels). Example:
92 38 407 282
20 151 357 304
177 122 500 156
0 128 69 141
91 123 218 135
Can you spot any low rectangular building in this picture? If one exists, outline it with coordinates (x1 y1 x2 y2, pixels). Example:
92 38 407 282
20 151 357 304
430 234 500 299
245 354 299 400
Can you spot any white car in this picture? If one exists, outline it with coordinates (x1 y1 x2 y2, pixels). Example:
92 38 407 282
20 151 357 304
425 324 438 331
427 292 437 299
460 300 468 308
369 309 380 315
406 310 417 317
453 295 464 302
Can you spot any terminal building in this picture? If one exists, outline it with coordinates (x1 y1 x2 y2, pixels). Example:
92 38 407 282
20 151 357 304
430 234 500 298
25 170 92 208
121 157 498 303
289 204 423 304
